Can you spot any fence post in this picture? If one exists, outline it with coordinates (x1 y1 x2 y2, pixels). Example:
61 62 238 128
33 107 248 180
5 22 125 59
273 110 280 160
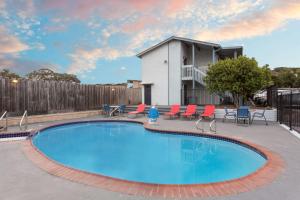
289 90 293 130
277 92 280 122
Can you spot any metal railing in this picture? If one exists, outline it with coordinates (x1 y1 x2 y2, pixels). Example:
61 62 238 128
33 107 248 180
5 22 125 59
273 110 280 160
209 119 217 133
19 110 28 131
195 118 217 134
0 111 8 131
276 89 300 133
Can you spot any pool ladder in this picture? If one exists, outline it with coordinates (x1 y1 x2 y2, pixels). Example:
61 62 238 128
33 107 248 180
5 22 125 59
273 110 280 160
195 118 217 134
19 110 28 131
0 111 8 131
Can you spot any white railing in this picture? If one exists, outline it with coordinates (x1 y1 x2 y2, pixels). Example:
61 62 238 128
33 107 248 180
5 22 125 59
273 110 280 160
19 110 28 131
0 111 8 131
181 65 207 85
182 65 193 80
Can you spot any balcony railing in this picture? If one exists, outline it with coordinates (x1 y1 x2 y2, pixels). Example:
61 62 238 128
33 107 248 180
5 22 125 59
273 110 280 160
181 65 207 85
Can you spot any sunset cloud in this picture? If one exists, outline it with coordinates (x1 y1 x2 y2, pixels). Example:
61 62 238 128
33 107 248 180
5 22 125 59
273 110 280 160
0 25 29 54
67 47 134 74
195 0 300 41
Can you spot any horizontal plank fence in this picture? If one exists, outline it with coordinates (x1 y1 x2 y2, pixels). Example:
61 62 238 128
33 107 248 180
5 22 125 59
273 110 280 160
0 78 142 116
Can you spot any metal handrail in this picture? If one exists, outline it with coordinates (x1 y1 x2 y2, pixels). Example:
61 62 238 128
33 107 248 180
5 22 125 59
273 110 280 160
19 110 28 131
0 111 8 131
209 119 217 134
195 118 204 131
196 118 217 134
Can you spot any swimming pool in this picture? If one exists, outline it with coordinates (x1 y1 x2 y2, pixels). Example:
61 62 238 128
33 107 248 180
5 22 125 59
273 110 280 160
32 121 267 184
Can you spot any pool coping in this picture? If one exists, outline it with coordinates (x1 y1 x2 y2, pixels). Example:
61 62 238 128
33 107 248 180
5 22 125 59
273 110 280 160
22 119 285 198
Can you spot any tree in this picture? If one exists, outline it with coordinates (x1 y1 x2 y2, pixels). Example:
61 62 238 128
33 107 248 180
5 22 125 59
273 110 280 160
271 67 300 87
0 69 21 79
204 56 272 106
26 68 80 83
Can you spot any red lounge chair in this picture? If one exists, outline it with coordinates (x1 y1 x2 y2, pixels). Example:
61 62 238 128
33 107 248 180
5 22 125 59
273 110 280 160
181 104 197 119
128 104 146 117
201 105 215 119
164 104 180 119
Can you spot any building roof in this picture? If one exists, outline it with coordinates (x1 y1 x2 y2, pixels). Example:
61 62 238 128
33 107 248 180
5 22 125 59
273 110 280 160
127 80 142 83
136 36 242 58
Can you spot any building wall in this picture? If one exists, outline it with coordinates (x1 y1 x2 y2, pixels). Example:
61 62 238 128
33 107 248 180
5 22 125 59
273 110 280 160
141 40 221 105
141 43 169 105
168 41 182 105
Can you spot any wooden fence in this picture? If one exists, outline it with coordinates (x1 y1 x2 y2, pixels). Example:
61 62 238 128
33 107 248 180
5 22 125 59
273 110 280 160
0 78 142 116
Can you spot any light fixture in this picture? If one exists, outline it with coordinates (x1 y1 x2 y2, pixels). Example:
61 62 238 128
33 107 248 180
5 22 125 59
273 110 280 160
111 88 115 91
11 79 18 83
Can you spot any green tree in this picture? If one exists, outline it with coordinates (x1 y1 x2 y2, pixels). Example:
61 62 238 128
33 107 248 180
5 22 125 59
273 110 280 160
271 67 300 87
0 69 21 79
26 68 80 83
204 56 271 106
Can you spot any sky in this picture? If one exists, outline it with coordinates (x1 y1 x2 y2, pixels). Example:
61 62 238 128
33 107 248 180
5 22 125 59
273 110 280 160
0 0 300 84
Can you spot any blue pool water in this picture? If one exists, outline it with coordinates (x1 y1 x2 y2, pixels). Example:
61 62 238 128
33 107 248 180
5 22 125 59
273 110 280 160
33 122 266 184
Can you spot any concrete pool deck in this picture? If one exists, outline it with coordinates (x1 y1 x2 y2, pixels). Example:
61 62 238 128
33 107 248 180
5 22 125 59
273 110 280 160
1 116 300 200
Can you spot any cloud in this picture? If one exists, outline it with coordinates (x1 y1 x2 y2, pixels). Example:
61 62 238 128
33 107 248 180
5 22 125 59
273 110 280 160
0 25 29 54
33 42 46 50
195 0 300 41
0 55 58 75
67 47 133 74
67 48 102 74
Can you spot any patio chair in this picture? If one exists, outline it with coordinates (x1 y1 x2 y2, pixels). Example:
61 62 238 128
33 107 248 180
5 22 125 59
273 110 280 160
148 106 160 124
223 107 237 122
201 105 215 119
102 104 111 117
118 104 126 116
237 106 251 125
251 108 268 125
128 104 146 117
164 104 180 119
181 104 197 120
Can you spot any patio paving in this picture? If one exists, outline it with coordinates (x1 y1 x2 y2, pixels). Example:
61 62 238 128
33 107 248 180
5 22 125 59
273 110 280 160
1 116 300 200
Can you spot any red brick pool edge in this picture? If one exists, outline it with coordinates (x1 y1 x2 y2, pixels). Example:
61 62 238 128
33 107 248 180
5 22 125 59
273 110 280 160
22 122 284 198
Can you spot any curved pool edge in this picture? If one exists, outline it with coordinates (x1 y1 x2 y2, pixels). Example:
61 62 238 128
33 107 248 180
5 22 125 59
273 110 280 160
23 119 285 198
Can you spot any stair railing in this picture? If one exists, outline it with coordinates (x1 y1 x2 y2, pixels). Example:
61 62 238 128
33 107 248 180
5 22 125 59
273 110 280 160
19 110 28 131
0 111 8 131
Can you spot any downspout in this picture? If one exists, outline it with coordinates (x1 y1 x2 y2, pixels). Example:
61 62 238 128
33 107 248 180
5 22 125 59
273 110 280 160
180 42 183 105
212 47 216 64
168 42 170 105
192 43 195 104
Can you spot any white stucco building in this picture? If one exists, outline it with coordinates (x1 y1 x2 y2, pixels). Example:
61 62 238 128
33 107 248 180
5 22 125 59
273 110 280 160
137 36 243 106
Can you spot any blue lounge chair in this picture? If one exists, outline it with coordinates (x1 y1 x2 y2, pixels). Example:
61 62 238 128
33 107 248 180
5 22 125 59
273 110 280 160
237 106 251 125
148 106 159 124
223 107 237 122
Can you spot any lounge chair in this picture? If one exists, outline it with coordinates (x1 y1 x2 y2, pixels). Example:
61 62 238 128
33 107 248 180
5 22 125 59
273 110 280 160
223 107 237 122
164 104 180 119
128 104 146 117
102 104 110 117
251 108 268 125
201 105 215 119
237 106 251 125
181 104 197 120
148 106 159 124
